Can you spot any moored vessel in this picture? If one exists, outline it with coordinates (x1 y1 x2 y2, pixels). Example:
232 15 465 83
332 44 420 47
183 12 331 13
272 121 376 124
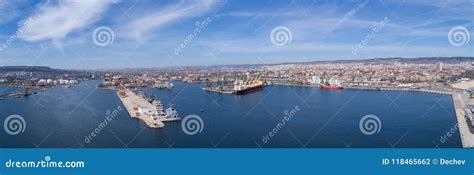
320 78 343 89
233 77 264 95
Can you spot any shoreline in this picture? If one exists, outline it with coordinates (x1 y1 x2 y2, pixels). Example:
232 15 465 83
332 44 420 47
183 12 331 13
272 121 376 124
201 82 453 96
344 86 452 95
272 82 453 96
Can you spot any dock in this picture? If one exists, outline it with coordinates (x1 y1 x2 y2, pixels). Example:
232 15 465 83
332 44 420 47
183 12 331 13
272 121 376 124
202 86 234 94
452 90 474 148
0 91 34 98
116 89 164 128
345 86 452 95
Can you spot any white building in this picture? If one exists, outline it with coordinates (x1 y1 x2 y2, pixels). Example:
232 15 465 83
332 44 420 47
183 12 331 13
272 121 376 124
309 76 321 84
38 79 47 85
437 62 443 71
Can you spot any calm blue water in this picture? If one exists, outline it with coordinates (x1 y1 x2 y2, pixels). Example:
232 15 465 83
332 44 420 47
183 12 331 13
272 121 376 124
0 80 461 148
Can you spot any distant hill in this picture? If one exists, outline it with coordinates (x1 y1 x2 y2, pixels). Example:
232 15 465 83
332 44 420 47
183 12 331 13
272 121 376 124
163 57 474 70
303 57 474 64
193 57 474 68
4 57 473 72
0 66 61 72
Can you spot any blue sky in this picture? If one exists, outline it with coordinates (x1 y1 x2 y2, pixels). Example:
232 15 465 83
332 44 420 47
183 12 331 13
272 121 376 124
0 0 472 69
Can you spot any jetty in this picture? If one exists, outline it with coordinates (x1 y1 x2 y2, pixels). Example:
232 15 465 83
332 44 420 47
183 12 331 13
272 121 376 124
116 89 164 128
452 90 474 148
202 86 233 94
345 86 452 95
0 90 34 98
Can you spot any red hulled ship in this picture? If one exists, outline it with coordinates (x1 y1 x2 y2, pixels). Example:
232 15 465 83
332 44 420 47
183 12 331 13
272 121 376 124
320 78 343 89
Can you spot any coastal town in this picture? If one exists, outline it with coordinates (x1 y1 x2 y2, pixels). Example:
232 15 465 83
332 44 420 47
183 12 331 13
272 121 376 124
1 58 471 94
96 58 471 94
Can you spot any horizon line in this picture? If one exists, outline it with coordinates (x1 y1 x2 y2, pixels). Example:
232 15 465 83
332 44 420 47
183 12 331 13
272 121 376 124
1 56 472 71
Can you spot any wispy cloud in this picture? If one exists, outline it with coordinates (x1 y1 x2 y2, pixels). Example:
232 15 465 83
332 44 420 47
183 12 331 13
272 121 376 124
19 0 118 45
0 0 21 24
120 0 220 41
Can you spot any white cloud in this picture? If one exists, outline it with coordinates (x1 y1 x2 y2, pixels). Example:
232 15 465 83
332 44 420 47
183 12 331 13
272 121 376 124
121 0 219 41
19 0 118 43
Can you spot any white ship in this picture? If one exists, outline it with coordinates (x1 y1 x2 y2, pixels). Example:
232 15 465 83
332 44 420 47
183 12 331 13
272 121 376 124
154 81 174 89
153 100 164 111
163 106 179 121
152 100 180 121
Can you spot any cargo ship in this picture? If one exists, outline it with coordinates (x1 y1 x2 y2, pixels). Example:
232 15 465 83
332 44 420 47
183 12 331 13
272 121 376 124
233 77 264 95
320 78 343 89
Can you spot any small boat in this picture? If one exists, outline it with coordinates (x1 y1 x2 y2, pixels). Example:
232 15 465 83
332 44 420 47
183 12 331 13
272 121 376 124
165 82 174 89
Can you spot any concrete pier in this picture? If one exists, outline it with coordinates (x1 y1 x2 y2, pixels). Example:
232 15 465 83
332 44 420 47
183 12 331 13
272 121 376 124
202 87 233 94
116 89 164 128
452 90 474 148
345 86 452 95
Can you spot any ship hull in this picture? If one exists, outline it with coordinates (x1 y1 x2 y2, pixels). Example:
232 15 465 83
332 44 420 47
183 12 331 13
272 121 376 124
234 85 264 95
320 85 343 89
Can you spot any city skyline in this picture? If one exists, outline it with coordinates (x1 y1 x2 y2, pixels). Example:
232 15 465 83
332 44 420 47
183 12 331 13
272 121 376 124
0 0 472 69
